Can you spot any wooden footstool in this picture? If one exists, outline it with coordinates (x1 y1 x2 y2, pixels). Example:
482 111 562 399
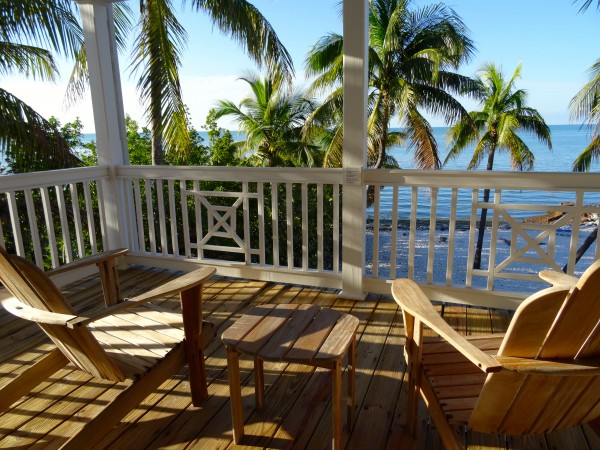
221 303 359 450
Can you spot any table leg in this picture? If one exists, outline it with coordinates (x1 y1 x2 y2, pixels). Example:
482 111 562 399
226 347 244 443
254 356 265 409
347 335 356 431
332 360 343 450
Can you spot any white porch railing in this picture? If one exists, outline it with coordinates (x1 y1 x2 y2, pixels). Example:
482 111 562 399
364 169 600 308
0 167 109 269
117 166 344 288
2 165 600 309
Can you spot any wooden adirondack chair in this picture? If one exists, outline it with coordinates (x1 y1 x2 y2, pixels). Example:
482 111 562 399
0 245 216 449
392 260 600 450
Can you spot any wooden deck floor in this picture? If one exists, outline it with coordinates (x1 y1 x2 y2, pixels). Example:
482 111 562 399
1 265 599 449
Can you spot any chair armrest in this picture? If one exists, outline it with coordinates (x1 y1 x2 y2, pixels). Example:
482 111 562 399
47 248 128 276
0 292 77 326
496 355 600 375
392 279 502 373
66 267 216 328
538 270 578 288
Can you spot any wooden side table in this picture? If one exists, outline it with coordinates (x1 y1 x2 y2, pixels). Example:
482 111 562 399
221 303 359 450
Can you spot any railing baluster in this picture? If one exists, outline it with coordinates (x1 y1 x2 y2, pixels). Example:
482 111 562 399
567 191 585 274
372 185 380 278
193 180 202 260
302 183 308 271
258 182 265 265
487 190 502 290
96 181 108 251
286 183 293 269
55 184 73 263
168 180 179 256
317 183 323 272
69 183 85 258
243 182 250 264
7 192 24 256
390 186 399 278
24 189 43 267
181 180 191 258
144 178 157 254
156 179 168 255
466 189 478 288
40 187 59 268
271 182 279 269
83 181 98 254
408 186 418 279
427 188 438 284
446 188 458 286
333 184 340 273
133 179 145 253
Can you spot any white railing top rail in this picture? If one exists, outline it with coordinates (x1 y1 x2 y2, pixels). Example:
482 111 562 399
0 166 109 192
365 168 600 191
116 165 345 184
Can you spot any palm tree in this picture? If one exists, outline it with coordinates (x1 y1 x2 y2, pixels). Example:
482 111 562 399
445 63 552 269
212 73 319 167
68 0 294 166
0 0 83 173
305 0 476 169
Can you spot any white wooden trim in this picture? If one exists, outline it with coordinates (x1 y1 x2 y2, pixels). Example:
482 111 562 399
55 184 73 263
168 179 178 256
41 187 59 267
24 189 43 267
69 183 85 258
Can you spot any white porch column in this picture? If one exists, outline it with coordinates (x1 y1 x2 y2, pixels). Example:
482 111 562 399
340 0 368 299
76 0 129 251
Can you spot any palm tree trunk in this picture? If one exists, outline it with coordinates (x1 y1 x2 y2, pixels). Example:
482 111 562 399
373 99 391 169
473 149 496 270
149 44 164 166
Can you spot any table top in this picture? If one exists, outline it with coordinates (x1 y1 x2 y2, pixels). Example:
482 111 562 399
221 304 359 364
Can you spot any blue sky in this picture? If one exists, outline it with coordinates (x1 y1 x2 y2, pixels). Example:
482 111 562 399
4 0 600 132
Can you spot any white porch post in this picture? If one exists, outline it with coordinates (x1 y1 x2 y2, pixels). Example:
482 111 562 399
340 0 368 299
76 0 129 251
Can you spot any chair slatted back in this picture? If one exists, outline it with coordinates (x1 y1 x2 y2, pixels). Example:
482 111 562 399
470 260 600 435
0 246 125 381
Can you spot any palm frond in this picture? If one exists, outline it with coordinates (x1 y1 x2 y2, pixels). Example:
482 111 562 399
0 88 81 173
405 107 440 169
573 134 600 171
192 0 294 81
0 0 82 59
0 42 57 80
132 0 191 160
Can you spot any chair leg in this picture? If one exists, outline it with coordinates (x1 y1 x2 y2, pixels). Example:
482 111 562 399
347 335 356 432
0 348 68 412
227 347 244 444
180 284 209 405
332 360 343 450
254 356 265 409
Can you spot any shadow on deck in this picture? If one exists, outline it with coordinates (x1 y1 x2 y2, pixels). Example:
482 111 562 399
0 265 598 449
